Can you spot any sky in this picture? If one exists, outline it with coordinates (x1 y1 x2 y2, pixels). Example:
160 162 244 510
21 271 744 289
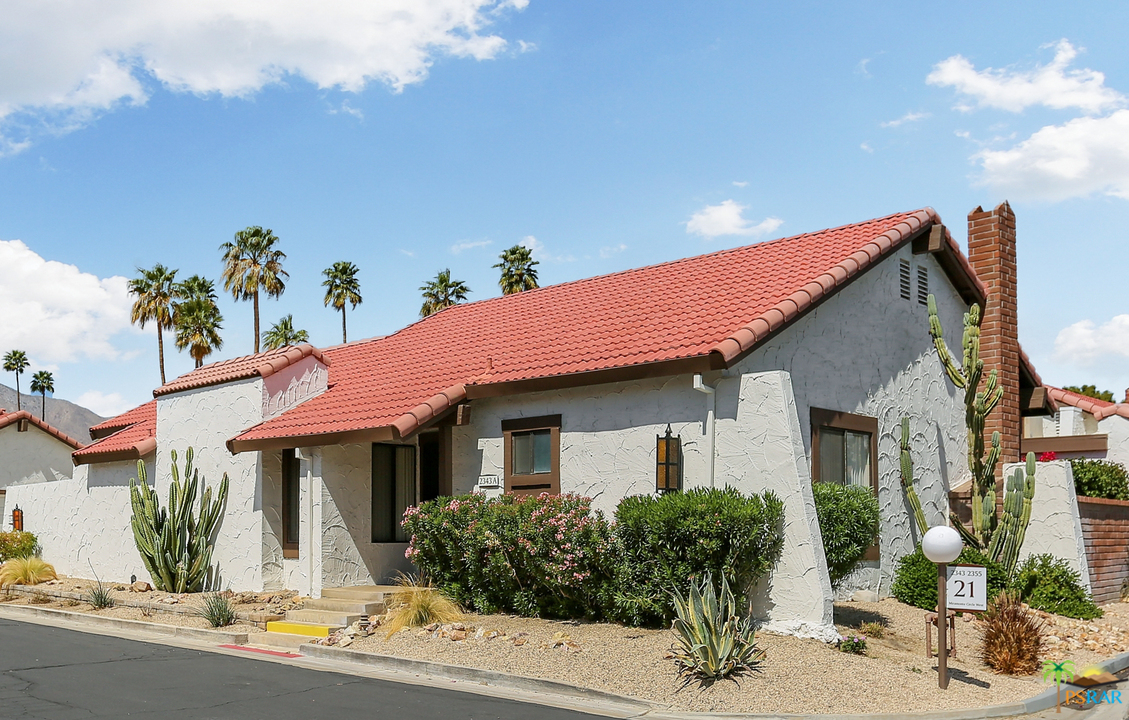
0 1 1126 417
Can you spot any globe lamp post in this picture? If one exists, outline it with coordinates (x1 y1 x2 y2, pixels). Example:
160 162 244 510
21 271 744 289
922 525 963 689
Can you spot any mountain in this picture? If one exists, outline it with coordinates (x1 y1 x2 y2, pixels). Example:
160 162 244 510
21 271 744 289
0 384 105 443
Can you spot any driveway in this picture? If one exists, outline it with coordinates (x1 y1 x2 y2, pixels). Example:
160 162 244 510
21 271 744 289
0 616 606 719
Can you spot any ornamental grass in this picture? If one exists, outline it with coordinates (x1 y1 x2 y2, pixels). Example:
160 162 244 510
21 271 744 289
0 556 57 588
981 591 1046 675
382 574 464 639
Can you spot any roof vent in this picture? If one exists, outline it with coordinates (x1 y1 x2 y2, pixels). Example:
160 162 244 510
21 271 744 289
899 259 911 300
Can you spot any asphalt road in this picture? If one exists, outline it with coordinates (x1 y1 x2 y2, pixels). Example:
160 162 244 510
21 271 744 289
0 616 605 720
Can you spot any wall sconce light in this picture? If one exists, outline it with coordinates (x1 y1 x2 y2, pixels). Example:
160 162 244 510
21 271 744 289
11 505 24 531
656 424 682 493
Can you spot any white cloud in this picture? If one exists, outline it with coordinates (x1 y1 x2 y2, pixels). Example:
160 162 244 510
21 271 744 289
450 239 492 254
399 249 416 257
0 240 134 364
519 235 573 262
685 200 783 240
860 142 874 153
517 40 537 53
976 109 1129 200
856 58 872 78
732 180 748 187
1053 315 1129 365
881 111 929 128
0 0 527 150
927 40 1123 114
75 390 135 418
599 243 627 258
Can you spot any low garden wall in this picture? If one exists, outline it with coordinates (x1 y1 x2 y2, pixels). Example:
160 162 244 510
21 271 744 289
1077 496 1129 605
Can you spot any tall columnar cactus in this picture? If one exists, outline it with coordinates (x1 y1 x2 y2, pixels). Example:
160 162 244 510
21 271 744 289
988 452 1037 576
899 417 929 539
927 295 1004 550
129 448 229 593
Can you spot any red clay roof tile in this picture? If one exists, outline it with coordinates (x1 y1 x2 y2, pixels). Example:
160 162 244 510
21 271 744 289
230 208 982 451
1047 386 1129 421
0 410 85 450
89 400 156 439
153 344 329 398
74 401 155 465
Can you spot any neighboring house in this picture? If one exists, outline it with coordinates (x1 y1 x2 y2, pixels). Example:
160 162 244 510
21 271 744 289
1024 387 1129 468
0 409 84 529
11 203 1047 640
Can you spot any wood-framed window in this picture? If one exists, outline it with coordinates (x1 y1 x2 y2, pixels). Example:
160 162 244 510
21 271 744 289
372 443 416 543
502 414 561 495
811 408 879 559
281 449 300 558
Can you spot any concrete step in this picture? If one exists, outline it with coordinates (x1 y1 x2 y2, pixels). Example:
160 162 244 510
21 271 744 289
320 585 399 602
265 620 338 638
303 598 384 615
284 609 362 626
252 632 316 649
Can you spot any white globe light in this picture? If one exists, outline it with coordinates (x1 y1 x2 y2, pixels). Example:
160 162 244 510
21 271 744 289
922 525 963 564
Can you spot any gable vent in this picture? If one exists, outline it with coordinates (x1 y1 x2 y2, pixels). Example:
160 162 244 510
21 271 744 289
899 259 911 300
917 266 929 305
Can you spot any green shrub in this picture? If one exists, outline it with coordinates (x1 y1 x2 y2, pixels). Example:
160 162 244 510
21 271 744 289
403 492 615 618
197 593 237 627
1071 459 1129 501
838 634 868 655
812 483 880 587
1011 554 1102 620
609 487 784 627
0 531 38 561
891 546 1007 610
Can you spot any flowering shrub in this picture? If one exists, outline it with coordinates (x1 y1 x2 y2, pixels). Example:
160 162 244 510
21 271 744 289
837 634 867 655
403 492 614 618
1038 451 1057 462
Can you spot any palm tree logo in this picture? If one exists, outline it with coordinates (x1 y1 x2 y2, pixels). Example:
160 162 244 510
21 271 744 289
1042 660 1075 713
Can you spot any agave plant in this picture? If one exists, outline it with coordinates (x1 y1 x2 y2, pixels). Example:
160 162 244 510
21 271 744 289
670 573 765 685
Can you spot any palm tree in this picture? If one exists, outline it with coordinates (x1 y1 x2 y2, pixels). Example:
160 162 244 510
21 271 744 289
174 297 224 368
220 226 288 353
262 315 309 350
493 244 540 295
322 261 363 343
129 264 178 385
30 370 54 419
419 269 471 317
175 274 218 305
3 350 29 411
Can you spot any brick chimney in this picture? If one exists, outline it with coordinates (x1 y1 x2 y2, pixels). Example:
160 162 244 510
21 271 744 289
967 202 1021 477
1124 388 1129 404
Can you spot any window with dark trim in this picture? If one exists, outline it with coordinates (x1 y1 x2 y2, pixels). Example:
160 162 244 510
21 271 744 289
810 408 879 559
502 414 561 495
281 449 300 558
372 443 416 543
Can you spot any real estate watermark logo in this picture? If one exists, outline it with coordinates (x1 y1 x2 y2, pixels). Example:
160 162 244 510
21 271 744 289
1043 660 1123 709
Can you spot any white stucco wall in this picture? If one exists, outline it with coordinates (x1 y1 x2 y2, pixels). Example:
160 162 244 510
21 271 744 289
737 244 969 596
156 379 264 592
262 355 329 420
1015 460 1090 591
5 459 154 584
0 424 75 490
1099 415 1129 469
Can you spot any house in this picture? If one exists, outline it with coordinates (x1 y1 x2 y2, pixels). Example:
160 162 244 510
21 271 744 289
1023 386 1129 468
9 203 1044 639
0 409 84 529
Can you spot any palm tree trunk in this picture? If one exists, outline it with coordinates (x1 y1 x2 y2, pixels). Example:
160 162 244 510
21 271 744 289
157 321 167 385
342 307 347 344
253 290 260 353
14 373 20 411
41 391 45 420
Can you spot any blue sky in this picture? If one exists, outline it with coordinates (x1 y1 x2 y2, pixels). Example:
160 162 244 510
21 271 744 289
0 1 1127 416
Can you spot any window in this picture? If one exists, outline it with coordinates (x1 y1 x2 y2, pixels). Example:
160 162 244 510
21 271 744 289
811 408 879 559
372 444 416 543
281 449 300 558
917 266 929 306
502 415 561 495
899 259 911 300
656 425 682 493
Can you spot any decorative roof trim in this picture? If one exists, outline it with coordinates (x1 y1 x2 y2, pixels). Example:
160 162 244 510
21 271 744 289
1047 386 1129 421
0 410 85 450
72 436 157 466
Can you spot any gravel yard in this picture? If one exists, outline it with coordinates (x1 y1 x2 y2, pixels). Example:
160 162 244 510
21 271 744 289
337 597 1086 715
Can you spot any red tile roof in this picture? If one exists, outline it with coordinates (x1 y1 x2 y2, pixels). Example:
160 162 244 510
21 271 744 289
72 401 156 466
0 409 85 450
153 344 329 398
1047 386 1129 421
89 400 156 440
229 208 981 452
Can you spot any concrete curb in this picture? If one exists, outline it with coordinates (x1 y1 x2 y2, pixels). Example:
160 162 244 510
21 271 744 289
300 643 653 712
0 602 250 645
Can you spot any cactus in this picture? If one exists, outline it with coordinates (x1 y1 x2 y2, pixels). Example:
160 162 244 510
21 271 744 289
129 448 229 593
928 294 1035 576
928 295 1004 550
899 417 928 539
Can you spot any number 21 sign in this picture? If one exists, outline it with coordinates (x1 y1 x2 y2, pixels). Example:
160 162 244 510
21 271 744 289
946 564 987 612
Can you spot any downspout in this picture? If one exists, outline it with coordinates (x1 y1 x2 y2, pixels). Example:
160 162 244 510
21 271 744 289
693 374 717 488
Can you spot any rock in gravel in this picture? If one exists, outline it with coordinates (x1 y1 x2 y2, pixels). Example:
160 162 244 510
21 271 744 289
852 590 879 603
129 582 152 593
450 629 467 642
157 596 179 605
